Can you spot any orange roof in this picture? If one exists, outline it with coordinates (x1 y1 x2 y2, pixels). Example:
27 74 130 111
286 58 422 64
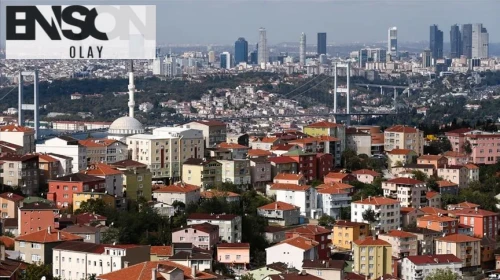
260 137 279 143
97 260 217 280
420 207 449 215
451 208 498 217
388 148 414 155
443 151 467 158
418 155 445 161
150 246 172 256
271 144 297 151
317 187 348 195
269 183 311 191
325 172 354 179
464 163 479 170
259 201 299 211
200 190 240 198
277 236 319 251
385 125 418 133
0 125 33 132
400 207 417 214
417 215 456 223
37 154 59 163
78 139 122 148
436 233 481 243
353 196 399 205
153 184 200 193
83 163 122 176
286 225 331 235
15 228 83 243
0 236 14 248
0 192 24 202
456 201 480 208
381 230 417 238
353 237 390 246
371 133 384 144
247 149 272 157
426 191 440 199
274 173 304 181
306 121 342 128
316 182 354 190
436 180 458 188
217 142 249 149
385 177 424 185
351 169 380 177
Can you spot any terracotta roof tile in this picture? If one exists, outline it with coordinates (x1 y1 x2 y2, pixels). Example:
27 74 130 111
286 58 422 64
270 183 311 191
316 182 354 191
418 155 446 161
419 207 449 215
217 243 250 248
425 191 440 199
381 230 417 238
217 142 249 149
334 220 369 227
0 125 33 132
83 163 123 176
200 190 240 199
436 180 458 188
443 151 467 158
353 237 390 246
324 172 354 179
351 169 381 177
406 254 462 265
451 208 498 217
387 148 414 155
314 136 340 142
15 228 83 243
385 125 418 133
353 196 399 205
150 246 172 256
286 225 330 235
153 184 200 193
436 233 481 243
275 236 319 251
259 201 299 211
0 192 24 202
385 177 424 185
305 121 342 128
247 149 273 157
274 173 304 181
417 215 456 223
268 156 297 164
78 139 123 148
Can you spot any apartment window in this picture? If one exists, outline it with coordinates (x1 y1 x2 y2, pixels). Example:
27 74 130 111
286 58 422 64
19 242 25 248
1 203 7 209
85 235 91 240
138 175 143 181
32 243 41 249
236 255 241 260
31 254 41 262
225 255 230 260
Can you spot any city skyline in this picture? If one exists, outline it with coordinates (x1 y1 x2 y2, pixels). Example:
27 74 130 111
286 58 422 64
1 0 500 47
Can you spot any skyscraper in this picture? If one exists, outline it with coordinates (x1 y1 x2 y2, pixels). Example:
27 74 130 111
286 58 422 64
299 32 306 65
220 52 231 69
429 25 444 60
317 33 327 55
472 24 489 59
461 24 473 58
450 25 462 58
234 37 248 65
422 49 432 68
388 27 398 57
258 28 268 66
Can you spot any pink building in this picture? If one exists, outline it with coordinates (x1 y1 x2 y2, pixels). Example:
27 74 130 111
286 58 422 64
351 169 381 184
217 243 250 273
273 173 306 185
443 151 468 165
446 129 500 165
171 223 219 250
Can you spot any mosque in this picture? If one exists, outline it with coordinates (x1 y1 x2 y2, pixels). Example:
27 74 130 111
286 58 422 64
108 61 145 141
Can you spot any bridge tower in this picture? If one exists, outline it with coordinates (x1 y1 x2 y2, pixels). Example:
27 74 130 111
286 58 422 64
18 70 40 139
333 62 351 124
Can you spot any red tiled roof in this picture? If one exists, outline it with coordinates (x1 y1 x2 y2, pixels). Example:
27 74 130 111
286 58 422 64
443 151 467 158
464 164 479 170
153 184 200 193
406 254 462 265
385 125 418 133
436 233 481 243
418 155 446 161
445 128 472 135
259 137 279 143
0 192 24 202
417 215 456 222
436 180 458 188
200 190 240 198
381 230 417 238
455 202 480 208
270 183 311 191
274 173 304 181
451 208 498 217
419 207 449 216
150 246 172 256
314 136 340 142
286 225 330 235
259 201 299 211
317 187 348 195
217 243 250 248
353 196 399 206
400 207 417 214
271 144 297 151
83 163 122 176
426 191 440 199
0 236 15 248
316 182 354 191
385 177 424 185
276 236 319 251
305 121 342 128
334 220 369 227
0 125 33 132
15 228 83 243
78 139 122 148
387 148 414 155
324 172 354 179
37 154 59 163
353 237 390 246
268 156 297 164
247 149 272 157
288 138 318 144
217 142 249 149
351 169 380 177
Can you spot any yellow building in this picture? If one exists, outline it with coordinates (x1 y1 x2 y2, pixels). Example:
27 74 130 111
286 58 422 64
352 236 392 279
387 148 417 169
72 192 116 213
435 234 481 269
333 220 370 250
182 158 222 189
384 125 424 155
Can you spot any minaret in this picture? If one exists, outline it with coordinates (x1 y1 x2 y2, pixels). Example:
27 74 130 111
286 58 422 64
128 60 135 118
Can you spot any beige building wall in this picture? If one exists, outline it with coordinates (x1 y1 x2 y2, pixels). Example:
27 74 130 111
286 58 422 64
0 197 19 219
352 242 392 279
435 239 481 267
384 131 424 155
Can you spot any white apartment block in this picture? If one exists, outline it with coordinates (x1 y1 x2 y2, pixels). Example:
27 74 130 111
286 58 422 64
351 196 401 233
48 153 73 175
271 184 318 218
401 254 463 280
52 241 150 280
317 188 351 220
126 127 204 181
187 213 242 242
0 125 36 154
153 183 201 205
382 178 427 208
36 136 87 172
437 165 469 189
218 159 251 186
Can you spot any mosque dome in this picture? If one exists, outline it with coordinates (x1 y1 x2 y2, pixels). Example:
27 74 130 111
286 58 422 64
108 116 144 138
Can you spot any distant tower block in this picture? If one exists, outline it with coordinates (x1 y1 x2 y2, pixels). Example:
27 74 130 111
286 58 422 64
18 71 40 139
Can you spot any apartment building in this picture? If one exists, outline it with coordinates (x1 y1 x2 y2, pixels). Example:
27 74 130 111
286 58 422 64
249 158 272 190
265 236 319 271
0 154 39 196
464 163 480 182
352 236 392 280
317 186 351 219
126 127 204 182
0 125 35 153
109 159 152 202
73 192 116 213
384 125 424 155
200 190 240 203
48 153 73 176
417 155 448 169
187 213 242 242
0 192 24 219
351 196 401 233
52 241 150 279
83 163 124 196
182 158 222 189
450 207 498 240
446 129 500 164
416 215 458 234
217 142 249 159
152 183 200 206
382 178 427 208
218 159 251 186
171 223 219 249
346 128 372 156
402 254 463 280
435 234 481 270
404 227 442 255
303 121 346 154
217 243 250 274
268 157 299 179
436 180 459 195
332 220 370 251
38 154 63 183
302 260 345 280
62 224 103 244
437 165 469 188
183 120 227 148
15 227 83 264
283 150 318 183
257 201 300 226
285 225 331 260
270 184 318 218
47 173 106 209
78 139 128 164
18 202 59 235
36 136 87 172
273 173 306 185
387 149 418 169
443 151 468 165
378 230 418 258
351 169 381 184
251 137 284 151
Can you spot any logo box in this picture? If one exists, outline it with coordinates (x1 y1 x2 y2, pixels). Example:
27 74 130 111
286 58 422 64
5 5 156 59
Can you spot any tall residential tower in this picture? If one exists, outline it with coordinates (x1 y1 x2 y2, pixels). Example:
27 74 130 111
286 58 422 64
472 24 489 58
461 24 473 58
450 25 462 58
429 25 444 60
388 27 398 58
258 28 268 67
234 37 248 65
299 32 306 65
317 32 327 55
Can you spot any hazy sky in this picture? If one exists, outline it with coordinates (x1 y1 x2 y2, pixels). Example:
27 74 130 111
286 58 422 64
1 0 499 46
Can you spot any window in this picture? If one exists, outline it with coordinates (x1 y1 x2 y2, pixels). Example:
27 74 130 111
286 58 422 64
19 242 25 248
32 243 41 249
86 235 91 240
225 255 230 260
31 254 41 262
236 255 241 260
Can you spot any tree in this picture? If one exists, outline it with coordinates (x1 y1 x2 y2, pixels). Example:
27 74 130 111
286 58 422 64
21 263 55 280
425 268 460 280
240 274 257 280
318 214 335 227
74 198 110 216
412 170 428 182
362 209 379 231
463 140 472 155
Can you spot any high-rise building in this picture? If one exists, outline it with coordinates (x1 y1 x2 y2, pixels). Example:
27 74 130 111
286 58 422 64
450 25 462 58
208 51 216 64
388 27 398 57
234 37 248 65
220 52 231 69
472 23 489 59
258 28 268 66
422 49 432 68
429 25 444 60
152 57 164 75
359 48 387 68
299 32 306 65
317 32 327 55
359 49 369 68
461 24 473 58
